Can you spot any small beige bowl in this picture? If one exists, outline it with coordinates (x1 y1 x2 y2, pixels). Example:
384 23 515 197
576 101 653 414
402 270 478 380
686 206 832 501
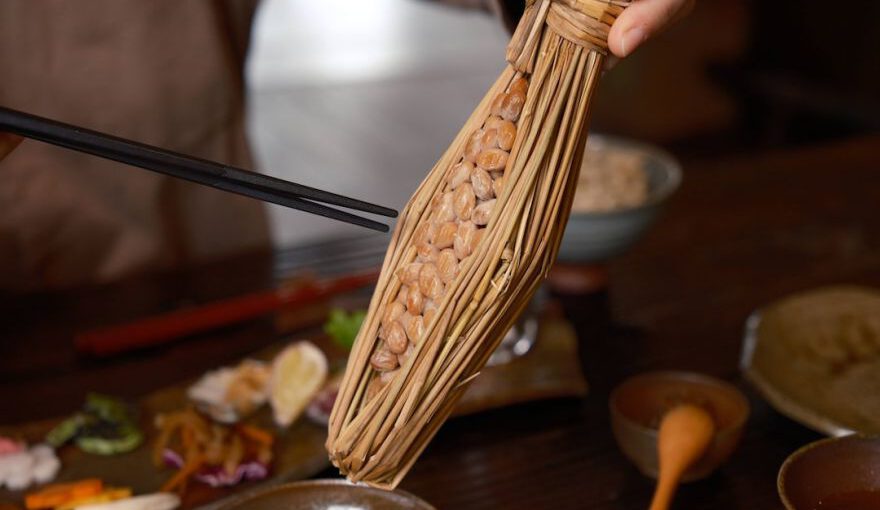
778 435 880 510
609 371 750 482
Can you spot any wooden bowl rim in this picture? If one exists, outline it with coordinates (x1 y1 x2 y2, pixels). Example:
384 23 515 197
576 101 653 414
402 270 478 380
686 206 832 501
777 434 880 510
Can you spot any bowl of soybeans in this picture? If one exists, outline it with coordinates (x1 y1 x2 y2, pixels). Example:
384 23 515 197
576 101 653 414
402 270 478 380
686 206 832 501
557 135 681 263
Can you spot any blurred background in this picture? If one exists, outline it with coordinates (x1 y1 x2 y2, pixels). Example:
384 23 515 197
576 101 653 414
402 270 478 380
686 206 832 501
247 0 509 245
2 0 879 289
248 0 880 248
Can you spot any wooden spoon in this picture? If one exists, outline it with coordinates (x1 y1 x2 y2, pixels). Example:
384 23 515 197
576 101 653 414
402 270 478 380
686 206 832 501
649 404 716 510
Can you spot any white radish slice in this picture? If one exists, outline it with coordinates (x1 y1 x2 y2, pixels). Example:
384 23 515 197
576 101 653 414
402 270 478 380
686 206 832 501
30 444 54 459
32 453 60 484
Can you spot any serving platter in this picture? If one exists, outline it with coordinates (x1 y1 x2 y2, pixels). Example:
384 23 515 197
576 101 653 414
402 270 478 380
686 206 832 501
740 285 880 436
1 306 585 509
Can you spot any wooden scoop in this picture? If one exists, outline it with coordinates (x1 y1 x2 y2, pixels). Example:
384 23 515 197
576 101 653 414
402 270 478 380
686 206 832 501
649 404 716 510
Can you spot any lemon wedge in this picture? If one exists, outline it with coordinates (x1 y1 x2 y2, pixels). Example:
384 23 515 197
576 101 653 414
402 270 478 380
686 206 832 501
270 341 328 427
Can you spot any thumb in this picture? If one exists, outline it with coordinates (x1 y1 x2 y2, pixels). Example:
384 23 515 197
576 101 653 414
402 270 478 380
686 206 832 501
607 0 694 58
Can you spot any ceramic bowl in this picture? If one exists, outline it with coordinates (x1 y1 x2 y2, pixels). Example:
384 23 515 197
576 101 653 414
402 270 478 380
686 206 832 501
214 479 435 510
557 135 682 264
609 371 750 482
778 435 880 510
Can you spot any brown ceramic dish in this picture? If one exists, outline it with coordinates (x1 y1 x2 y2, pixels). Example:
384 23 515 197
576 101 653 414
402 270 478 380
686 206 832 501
212 479 435 510
778 435 880 510
609 371 749 481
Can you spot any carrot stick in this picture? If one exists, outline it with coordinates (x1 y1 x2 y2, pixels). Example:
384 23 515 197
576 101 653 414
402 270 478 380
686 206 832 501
25 479 103 509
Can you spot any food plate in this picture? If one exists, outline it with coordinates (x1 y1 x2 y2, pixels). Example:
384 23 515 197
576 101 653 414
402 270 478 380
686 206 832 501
0 380 330 509
740 285 880 436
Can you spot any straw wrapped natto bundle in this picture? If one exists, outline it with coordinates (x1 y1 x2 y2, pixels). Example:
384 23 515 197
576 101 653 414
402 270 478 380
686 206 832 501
327 0 630 488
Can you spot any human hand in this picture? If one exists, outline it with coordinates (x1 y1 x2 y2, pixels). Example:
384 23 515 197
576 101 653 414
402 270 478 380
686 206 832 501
607 0 695 58
0 132 22 161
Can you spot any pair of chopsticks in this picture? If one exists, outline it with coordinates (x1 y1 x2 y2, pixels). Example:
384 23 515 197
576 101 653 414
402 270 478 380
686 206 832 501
0 106 396 232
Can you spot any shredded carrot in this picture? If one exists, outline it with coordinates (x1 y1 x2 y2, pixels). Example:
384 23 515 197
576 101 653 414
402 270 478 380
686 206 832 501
154 407 275 497
237 424 274 446
189 411 211 443
223 434 243 476
153 413 186 466
182 423 196 451
160 454 203 493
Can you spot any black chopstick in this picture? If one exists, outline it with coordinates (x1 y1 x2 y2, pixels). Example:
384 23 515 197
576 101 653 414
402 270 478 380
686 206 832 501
0 106 397 232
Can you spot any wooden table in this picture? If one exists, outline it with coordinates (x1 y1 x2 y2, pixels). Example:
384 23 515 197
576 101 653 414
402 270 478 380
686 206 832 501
3 135 880 509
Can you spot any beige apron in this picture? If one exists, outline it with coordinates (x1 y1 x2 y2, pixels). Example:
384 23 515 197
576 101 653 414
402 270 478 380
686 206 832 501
0 0 269 290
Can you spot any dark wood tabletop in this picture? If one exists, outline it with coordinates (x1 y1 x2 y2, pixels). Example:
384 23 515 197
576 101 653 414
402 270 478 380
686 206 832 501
3 134 880 509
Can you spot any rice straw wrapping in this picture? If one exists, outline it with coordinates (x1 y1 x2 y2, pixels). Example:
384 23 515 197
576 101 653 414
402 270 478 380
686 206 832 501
327 0 630 489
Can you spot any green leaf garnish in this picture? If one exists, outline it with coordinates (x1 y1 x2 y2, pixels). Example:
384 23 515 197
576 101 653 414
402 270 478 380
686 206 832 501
324 308 366 350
